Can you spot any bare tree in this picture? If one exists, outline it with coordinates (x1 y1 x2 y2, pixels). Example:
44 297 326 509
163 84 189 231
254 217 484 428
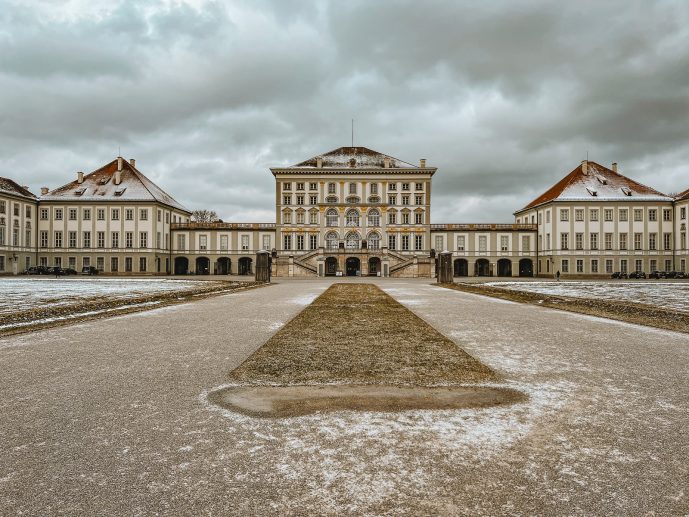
191 209 220 223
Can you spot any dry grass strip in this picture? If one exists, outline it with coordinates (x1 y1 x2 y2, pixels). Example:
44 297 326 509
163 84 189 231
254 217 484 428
442 282 689 334
229 283 497 386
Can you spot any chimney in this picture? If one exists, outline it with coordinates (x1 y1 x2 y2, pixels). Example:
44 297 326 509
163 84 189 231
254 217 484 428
117 156 123 171
316 156 323 168
581 159 588 176
115 170 121 185
383 157 391 168
129 158 136 168
611 162 618 173
77 171 84 184
41 187 49 195
21 185 29 190
419 158 427 168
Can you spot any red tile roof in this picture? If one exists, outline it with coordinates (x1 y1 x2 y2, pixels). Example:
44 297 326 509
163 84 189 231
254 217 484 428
676 187 689 201
518 161 671 212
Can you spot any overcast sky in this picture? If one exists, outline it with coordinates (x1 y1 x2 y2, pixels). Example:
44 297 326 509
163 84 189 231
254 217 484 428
1 0 688 222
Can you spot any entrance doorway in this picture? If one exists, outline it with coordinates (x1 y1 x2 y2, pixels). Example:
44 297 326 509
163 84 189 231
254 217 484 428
325 256 338 276
475 258 490 277
497 258 512 277
368 257 381 276
238 257 253 275
453 258 468 277
217 257 231 275
174 257 189 275
346 257 360 276
519 258 534 277
195 257 210 275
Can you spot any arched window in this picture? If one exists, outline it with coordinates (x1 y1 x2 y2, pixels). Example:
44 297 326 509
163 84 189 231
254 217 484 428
367 209 380 227
326 231 339 249
367 231 381 250
345 231 360 249
345 209 359 227
326 209 338 227
282 210 292 224
327 182 336 194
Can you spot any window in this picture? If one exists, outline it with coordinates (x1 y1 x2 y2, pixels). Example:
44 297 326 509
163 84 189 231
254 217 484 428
415 182 423 191
605 259 613 274
296 211 305 224
665 259 672 273
0 256 4 272
682 259 686 273
283 234 291 250
68 231 77 248
605 233 613 250
112 209 120 221
636 259 643 273
649 233 657 251
177 234 186 251
241 235 249 250
139 257 147 272
296 182 304 191
604 209 613 222
309 234 318 250
40 208 48 220
457 236 465 251
199 235 207 250
575 209 584 222
156 232 161 249
309 195 318 205
220 235 228 251
125 257 133 272
112 232 119 248
546 211 551 224
370 183 378 195
402 183 410 191
681 232 686 250
546 233 550 250
681 207 687 220
125 232 133 248
522 235 530 252
388 211 397 225
414 235 423 251
435 235 443 251
560 209 569 222
96 257 104 272
309 211 318 225
620 259 627 274
479 235 487 252
283 195 291 205
25 229 31 247
0 200 4 214
589 209 599 222
500 235 509 251
648 209 657 222
620 233 627 250
326 231 338 249
111 257 119 272
388 234 396 250
401 234 410 251
139 232 148 249
590 232 598 250
55 208 63 220
282 211 292 224
83 208 91 221
561 233 569 250
69 208 78 220
97 208 105 221
663 209 672 222
345 209 359 227
54 257 61 267
12 227 18 246
388 195 396 205
561 259 569 273
54 231 62 248
283 182 291 191
296 234 304 251
125 209 134 221
40 230 48 248
634 233 642 250
415 195 423 205
327 183 336 194
157 210 161 222
402 212 410 225
634 209 643 222
575 233 583 250
388 183 397 191
83 231 91 248
97 231 105 248
326 209 338 227
664 233 672 251
262 235 271 250
414 212 423 224
402 195 410 205
296 195 304 206
576 259 584 273
368 209 380 227
349 183 357 195
619 209 628 222
309 182 317 191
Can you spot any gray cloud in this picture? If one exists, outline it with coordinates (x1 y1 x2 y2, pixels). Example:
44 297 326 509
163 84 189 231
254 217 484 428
1 0 688 222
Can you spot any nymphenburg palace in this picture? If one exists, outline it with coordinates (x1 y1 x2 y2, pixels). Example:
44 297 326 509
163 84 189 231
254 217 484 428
1 147 688 277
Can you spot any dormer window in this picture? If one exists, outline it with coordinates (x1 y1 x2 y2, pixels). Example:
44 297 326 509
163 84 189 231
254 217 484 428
114 187 127 196
586 187 598 197
99 178 109 185
595 175 607 185
75 187 86 196
621 187 632 196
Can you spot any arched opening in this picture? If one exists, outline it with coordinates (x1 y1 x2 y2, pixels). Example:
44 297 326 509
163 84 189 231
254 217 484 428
497 258 512 277
195 257 210 275
217 257 231 275
346 257 360 276
345 231 360 249
345 209 360 227
453 258 468 277
519 258 534 277
367 209 380 227
368 257 381 276
325 231 339 250
367 231 381 250
174 257 189 275
238 257 253 275
326 209 338 227
325 256 338 276
475 258 490 277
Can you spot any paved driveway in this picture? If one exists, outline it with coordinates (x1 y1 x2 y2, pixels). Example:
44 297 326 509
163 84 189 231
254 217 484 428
1 279 687 515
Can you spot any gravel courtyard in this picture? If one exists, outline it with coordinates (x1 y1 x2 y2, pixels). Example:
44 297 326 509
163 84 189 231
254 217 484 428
1 279 688 515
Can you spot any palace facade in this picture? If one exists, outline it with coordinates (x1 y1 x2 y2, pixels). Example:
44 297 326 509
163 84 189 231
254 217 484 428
1 147 687 278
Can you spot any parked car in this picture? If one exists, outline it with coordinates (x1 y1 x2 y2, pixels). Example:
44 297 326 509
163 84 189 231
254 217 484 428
649 270 666 279
611 271 628 279
63 268 78 275
628 271 646 279
673 271 687 279
26 265 50 275
47 266 68 276
81 266 99 275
